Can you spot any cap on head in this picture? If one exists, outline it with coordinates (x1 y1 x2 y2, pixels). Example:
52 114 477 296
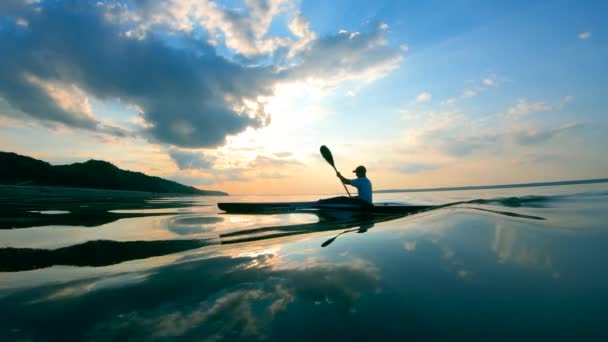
352 165 366 175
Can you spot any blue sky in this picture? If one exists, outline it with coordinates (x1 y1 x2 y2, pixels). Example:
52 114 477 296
0 0 606 194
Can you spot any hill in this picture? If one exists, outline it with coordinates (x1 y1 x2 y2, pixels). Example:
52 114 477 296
0 151 227 196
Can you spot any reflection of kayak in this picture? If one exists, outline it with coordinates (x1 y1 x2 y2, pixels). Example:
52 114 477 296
217 197 435 215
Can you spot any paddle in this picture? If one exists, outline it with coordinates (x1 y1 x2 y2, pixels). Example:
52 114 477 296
320 145 351 197
321 228 359 247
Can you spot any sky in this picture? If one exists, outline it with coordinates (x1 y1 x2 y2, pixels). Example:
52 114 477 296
0 0 607 195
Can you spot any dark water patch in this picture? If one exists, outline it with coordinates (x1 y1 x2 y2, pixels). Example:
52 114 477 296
457 206 546 220
465 195 553 208
0 211 180 229
0 239 212 272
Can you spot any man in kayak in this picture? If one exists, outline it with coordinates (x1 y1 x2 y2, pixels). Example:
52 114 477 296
337 165 373 204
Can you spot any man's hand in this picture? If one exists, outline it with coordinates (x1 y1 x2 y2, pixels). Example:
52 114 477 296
336 172 350 184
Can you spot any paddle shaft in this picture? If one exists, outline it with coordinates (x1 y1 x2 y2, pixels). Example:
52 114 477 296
333 165 352 197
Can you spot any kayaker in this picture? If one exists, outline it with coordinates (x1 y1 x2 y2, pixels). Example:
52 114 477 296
337 165 373 204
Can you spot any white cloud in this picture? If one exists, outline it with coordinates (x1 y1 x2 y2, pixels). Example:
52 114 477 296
285 25 403 88
132 0 295 56
441 98 456 106
441 74 499 105
287 14 317 57
510 123 583 145
578 31 591 40
24 74 96 122
416 92 432 103
462 89 477 98
399 109 420 120
506 96 574 118
15 17 28 26
400 44 409 52
379 22 389 30
507 100 551 118
483 78 495 86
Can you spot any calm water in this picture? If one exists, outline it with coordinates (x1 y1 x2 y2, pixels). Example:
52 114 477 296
1 183 608 340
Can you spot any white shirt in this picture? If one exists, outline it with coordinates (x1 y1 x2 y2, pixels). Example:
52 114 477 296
350 177 372 203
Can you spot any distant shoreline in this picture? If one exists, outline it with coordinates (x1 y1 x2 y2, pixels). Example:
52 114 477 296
375 178 608 194
0 184 222 198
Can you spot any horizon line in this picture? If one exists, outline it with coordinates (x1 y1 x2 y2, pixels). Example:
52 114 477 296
374 177 608 194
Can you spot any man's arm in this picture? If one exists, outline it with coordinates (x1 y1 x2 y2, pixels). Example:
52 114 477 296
336 172 352 185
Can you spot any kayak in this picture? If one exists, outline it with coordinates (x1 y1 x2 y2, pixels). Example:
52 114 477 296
217 197 435 215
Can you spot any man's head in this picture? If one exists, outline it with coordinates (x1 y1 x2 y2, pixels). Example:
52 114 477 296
352 165 367 177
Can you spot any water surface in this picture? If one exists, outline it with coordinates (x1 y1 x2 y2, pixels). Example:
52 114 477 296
1 184 607 340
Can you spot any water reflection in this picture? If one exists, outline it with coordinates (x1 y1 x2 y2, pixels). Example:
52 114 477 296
2 207 608 340
2 187 608 339
0 253 381 341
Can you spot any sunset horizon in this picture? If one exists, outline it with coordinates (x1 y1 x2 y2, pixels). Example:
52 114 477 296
1 0 606 195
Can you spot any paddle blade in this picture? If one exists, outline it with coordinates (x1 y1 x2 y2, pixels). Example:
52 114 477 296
321 237 336 247
320 145 335 167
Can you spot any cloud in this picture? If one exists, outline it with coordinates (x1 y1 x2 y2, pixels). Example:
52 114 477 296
440 134 501 157
578 31 591 40
273 151 292 158
416 92 432 103
461 89 477 98
169 148 215 170
511 153 562 166
440 98 456 106
0 1 404 150
284 25 403 87
400 44 409 52
249 154 302 168
506 96 574 118
0 2 273 148
508 100 552 118
131 0 295 56
195 152 303 183
510 123 582 145
396 163 443 174
441 74 499 105
287 14 317 58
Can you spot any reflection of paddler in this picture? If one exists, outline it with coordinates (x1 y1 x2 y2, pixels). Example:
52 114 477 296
357 221 374 233
321 221 375 248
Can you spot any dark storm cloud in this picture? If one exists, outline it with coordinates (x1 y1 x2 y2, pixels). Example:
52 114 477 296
0 1 274 147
